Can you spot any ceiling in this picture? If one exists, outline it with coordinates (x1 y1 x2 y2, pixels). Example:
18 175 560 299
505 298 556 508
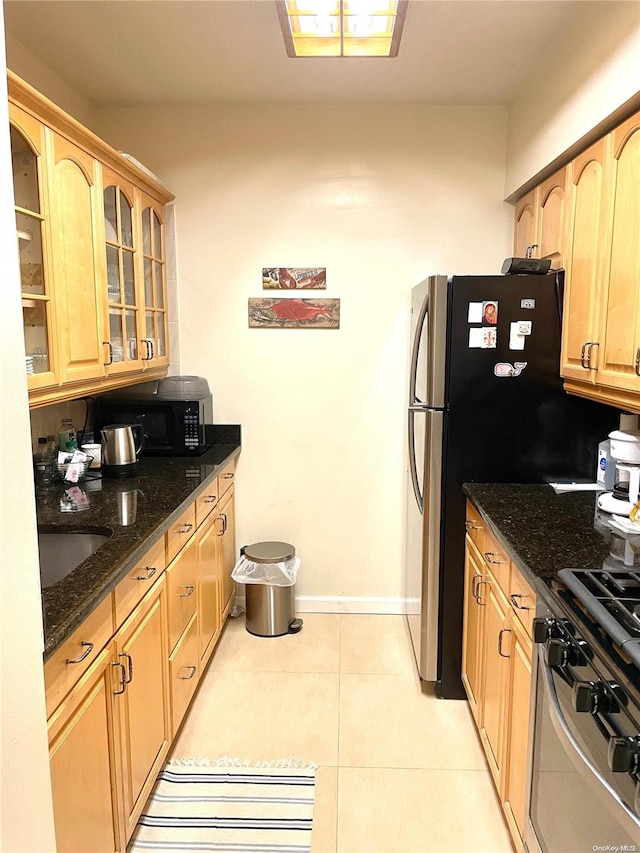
2 0 612 106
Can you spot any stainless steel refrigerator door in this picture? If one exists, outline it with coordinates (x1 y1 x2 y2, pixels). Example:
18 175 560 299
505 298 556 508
405 407 443 681
409 275 449 409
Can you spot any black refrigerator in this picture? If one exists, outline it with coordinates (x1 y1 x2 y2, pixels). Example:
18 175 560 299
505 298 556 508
404 274 619 699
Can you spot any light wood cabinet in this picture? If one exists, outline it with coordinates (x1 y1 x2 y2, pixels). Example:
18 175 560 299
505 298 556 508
47 646 120 853
512 168 567 268
219 485 237 622
594 112 640 395
112 577 170 843
197 505 223 667
45 459 238 851
461 534 485 726
462 500 534 851
8 71 175 408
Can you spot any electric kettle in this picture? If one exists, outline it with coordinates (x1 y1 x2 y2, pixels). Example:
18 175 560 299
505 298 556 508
100 424 145 478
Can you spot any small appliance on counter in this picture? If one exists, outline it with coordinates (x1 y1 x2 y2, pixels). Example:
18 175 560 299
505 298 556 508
101 424 145 478
95 376 213 457
597 413 640 516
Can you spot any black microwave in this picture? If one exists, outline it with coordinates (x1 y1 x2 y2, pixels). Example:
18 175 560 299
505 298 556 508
96 395 213 456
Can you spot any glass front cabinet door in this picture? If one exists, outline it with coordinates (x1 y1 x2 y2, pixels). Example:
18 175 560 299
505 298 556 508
101 169 143 374
9 104 58 391
140 194 169 369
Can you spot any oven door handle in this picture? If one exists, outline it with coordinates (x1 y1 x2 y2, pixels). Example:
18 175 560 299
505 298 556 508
540 657 640 830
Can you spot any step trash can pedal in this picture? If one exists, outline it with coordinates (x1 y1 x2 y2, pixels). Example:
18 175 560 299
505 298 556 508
232 540 303 637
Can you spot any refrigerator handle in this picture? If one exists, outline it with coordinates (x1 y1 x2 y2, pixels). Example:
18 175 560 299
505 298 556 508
408 290 429 403
408 409 423 514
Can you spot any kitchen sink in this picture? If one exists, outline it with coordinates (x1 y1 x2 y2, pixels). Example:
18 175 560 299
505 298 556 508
38 530 112 589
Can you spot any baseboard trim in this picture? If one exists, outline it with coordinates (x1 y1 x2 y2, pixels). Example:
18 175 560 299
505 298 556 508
234 594 405 615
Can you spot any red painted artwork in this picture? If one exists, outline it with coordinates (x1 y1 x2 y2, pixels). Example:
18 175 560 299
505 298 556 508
248 298 340 329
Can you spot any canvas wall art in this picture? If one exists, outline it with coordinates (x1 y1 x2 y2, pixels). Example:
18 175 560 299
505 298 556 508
262 268 327 289
248 298 340 329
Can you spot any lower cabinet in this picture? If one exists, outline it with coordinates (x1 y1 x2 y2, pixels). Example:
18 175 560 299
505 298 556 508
45 460 238 852
112 577 170 843
48 647 119 853
462 501 535 851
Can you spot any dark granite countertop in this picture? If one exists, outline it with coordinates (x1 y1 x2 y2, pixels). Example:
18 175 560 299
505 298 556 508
38 425 241 661
462 483 612 594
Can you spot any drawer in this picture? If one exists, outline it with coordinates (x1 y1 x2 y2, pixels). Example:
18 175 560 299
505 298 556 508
44 595 114 719
509 564 536 637
218 458 235 497
195 477 219 527
169 612 199 738
114 537 166 626
465 501 485 553
166 535 198 652
482 525 510 593
166 502 196 565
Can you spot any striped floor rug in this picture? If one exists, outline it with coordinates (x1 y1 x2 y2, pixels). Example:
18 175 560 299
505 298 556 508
129 759 317 853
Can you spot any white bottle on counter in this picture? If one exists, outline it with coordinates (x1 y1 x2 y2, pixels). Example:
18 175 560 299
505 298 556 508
597 439 615 490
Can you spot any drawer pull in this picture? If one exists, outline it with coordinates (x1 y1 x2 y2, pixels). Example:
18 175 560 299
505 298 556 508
135 566 157 581
66 641 94 664
203 495 217 504
112 661 127 694
178 665 197 680
179 585 195 598
222 473 234 480
498 627 512 658
178 523 194 534
484 552 505 565
510 593 532 611
475 579 488 606
119 652 133 684
465 520 481 531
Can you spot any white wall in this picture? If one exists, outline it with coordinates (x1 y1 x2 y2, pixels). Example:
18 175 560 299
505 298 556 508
505 0 640 197
96 103 512 611
0 12 56 851
5 32 96 129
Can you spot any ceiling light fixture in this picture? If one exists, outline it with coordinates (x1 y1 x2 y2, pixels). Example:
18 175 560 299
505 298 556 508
276 0 408 58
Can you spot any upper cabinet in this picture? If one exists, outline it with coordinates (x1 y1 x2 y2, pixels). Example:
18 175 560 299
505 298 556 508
512 167 567 269
8 71 175 408
513 108 640 411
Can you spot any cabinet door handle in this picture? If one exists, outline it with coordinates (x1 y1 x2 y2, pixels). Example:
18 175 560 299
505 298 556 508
135 566 157 581
179 584 195 598
587 341 599 370
525 244 538 259
510 593 532 611
498 627 512 658
471 575 481 601
142 339 152 360
66 641 94 664
635 347 640 377
484 551 505 565
112 661 127 694
221 512 228 534
178 665 197 681
475 579 488 606
119 652 133 683
215 515 225 536
103 341 113 366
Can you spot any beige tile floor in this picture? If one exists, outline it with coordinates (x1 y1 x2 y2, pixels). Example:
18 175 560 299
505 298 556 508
171 613 513 853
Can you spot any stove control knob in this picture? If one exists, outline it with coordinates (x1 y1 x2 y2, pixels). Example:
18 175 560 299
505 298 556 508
572 681 617 714
608 737 640 774
544 637 571 667
533 617 555 644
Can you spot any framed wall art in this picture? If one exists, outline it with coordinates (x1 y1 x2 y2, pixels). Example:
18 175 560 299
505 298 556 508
262 268 326 290
248 297 340 329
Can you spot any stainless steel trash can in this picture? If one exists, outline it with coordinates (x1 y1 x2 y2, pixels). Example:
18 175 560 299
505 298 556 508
242 541 303 637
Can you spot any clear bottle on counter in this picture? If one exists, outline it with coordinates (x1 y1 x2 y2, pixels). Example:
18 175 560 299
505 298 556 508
58 417 78 452
34 435 56 484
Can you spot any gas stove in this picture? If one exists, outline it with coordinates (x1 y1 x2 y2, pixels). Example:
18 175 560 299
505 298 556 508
558 567 640 670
